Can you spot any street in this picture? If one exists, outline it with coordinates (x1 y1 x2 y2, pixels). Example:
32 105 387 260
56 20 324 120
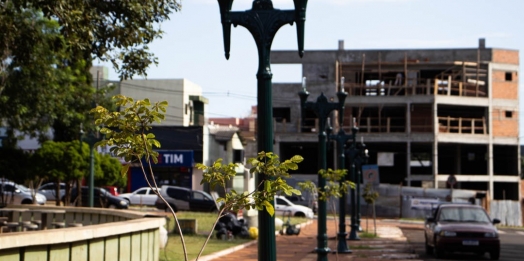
399 224 524 261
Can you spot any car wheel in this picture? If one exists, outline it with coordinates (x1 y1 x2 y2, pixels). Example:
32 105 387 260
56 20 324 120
489 250 500 260
21 199 32 204
125 199 131 205
294 212 305 217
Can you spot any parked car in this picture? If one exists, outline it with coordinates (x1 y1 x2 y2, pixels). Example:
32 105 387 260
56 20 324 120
155 185 217 212
119 187 159 206
424 203 500 260
284 194 318 214
37 182 66 201
0 180 46 205
70 187 128 209
275 195 314 219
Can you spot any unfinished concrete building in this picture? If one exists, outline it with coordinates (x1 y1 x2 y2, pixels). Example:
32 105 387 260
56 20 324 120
270 39 520 201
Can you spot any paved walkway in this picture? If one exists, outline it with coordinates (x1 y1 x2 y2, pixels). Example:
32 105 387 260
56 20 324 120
197 218 425 261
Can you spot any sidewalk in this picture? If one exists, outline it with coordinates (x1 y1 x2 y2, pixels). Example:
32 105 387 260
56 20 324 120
197 218 424 261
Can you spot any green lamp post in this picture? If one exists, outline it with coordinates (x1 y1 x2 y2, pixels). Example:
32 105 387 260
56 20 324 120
355 142 368 232
80 128 98 208
345 126 360 240
299 77 346 261
217 1 308 261
325 77 353 253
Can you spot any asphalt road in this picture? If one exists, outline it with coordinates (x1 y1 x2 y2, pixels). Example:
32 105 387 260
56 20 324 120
400 225 524 261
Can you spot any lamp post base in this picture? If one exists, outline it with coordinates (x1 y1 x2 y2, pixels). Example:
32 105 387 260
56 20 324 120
349 224 360 241
315 247 331 260
335 232 352 254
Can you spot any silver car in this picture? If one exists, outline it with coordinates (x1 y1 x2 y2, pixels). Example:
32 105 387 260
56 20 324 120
0 181 47 205
118 187 159 206
37 182 66 201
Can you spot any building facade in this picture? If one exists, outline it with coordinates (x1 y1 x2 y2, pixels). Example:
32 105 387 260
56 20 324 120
270 39 520 201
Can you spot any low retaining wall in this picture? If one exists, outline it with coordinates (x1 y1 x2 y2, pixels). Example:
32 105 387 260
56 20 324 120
0 205 166 261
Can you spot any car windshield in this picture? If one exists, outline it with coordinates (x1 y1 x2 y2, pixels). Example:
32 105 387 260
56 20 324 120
438 207 491 223
16 184 30 192
200 191 213 200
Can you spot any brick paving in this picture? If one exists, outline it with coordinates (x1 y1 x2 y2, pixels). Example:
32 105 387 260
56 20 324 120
197 218 425 261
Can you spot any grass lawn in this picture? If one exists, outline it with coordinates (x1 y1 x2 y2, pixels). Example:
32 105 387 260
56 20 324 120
159 211 309 261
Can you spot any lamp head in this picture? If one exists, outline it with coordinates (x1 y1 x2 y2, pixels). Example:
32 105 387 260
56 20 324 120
218 0 234 59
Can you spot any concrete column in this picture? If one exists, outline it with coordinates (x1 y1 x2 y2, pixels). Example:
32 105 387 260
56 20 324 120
488 63 494 200
406 102 412 186
433 100 439 189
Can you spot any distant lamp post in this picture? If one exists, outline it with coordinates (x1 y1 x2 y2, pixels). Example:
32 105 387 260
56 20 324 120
299 77 346 261
80 126 99 208
326 77 353 253
355 141 368 231
217 1 309 261
345 125 360 240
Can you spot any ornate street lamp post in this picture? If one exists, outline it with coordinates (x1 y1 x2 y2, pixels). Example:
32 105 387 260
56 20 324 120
345 127 360 240
217 1 308 261
299 77 346 261
355 142 368 231
325 77 353 253
80 129 98 207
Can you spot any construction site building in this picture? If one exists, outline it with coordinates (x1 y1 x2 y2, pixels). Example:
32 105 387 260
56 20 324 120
270 38 520 201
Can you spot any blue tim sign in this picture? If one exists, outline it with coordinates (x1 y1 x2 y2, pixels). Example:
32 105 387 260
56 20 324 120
142 150 194 167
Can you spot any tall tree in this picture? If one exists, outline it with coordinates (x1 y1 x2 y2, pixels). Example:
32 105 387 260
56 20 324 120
1 1 181 143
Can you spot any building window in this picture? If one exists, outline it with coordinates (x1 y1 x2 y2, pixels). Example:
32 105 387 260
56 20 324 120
273 107 291 123
233 149 244 163
505 72 513 81
505 111 513 118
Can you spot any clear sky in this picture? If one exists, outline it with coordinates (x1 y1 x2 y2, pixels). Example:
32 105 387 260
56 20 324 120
99 0 524 134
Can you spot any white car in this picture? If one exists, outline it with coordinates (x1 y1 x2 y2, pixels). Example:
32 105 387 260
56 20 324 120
0 181 46 205
119 187 159 206
37 182 66 201
275 195 314 219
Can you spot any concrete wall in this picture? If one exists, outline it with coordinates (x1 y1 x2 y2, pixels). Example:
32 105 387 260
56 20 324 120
120 79 203 126
0 206 165 261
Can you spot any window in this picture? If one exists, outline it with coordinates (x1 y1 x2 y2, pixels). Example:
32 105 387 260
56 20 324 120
505 111 513 118
167 188 189 200
136 189 147 195
276 198 289 206
233 149 244 163
192 192 204 200
505 72 513 81
273 107 291 123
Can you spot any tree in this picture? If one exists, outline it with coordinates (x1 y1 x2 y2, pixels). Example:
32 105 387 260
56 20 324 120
96 153 125 188
1 0 181 144
363 183 379 236
92 95 302 261
8 0 181 80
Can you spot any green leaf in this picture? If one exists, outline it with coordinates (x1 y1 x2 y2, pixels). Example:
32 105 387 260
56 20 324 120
262 200 275 216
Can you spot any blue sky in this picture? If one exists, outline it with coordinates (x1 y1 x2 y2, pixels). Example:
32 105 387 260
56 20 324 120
99 0 524 134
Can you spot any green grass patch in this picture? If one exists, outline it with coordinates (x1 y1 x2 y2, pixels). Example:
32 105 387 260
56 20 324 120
359 232 378 238
160 234 252 261
350 245 375 249
159 211 312 261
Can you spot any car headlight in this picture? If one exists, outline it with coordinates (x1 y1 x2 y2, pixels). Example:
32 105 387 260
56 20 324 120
484 232 498 238
120 200 127 206
440 231 456 237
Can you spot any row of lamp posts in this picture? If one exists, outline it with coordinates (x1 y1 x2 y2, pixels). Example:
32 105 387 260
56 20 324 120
300 77 369 258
